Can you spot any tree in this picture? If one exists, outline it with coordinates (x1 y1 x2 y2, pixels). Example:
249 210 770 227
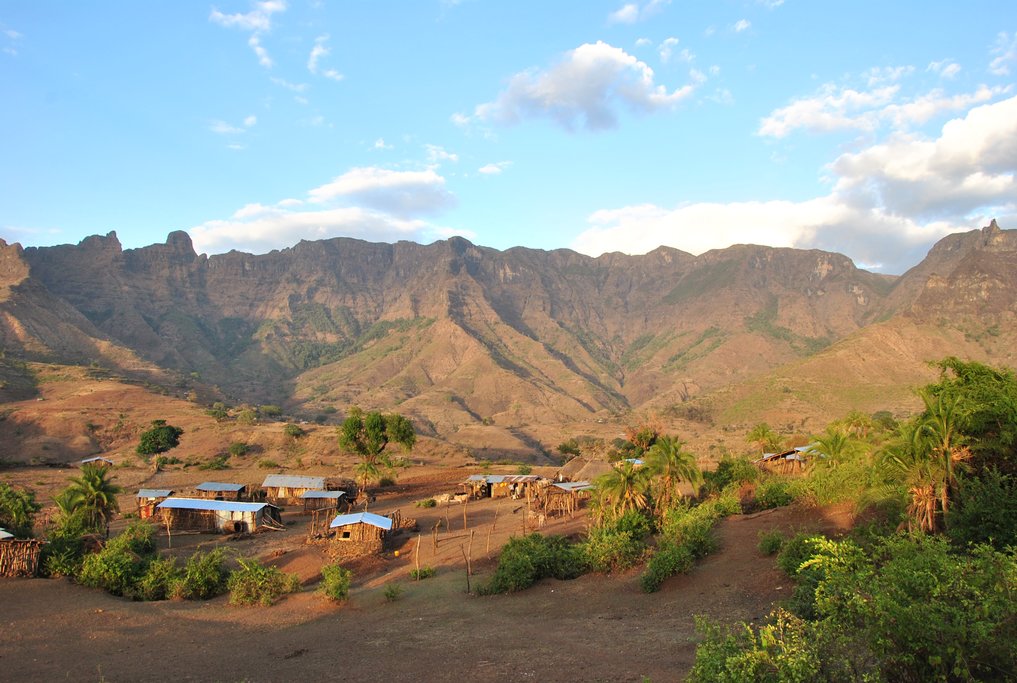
594 461 652 521
747 422 782 455
645 436 703 513
339 408 416 490
283 423 306 439
0 483 40 537
59 464 123 534
805 426 868 467
919 391 971 520
136 419 184 456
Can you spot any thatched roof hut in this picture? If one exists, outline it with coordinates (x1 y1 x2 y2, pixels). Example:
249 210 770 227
156 498 282 534
556 457 614 482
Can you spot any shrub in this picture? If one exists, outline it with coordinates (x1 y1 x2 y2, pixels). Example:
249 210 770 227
415 498 437 508
258 404 283 418
755 478 794 509
947 468 1017 550
174 548 229 600
378 476 396 487
227 441 249 457
78 543 146 596
283 423 306 438
320 563 353 602
410 566 436 580
758 530 785 556
640 541 694 593
482 534 588 594
584 510 652 573
383 583 403 602
199 454 229 471
703 456 757 494
206 402 229 421
257 459 280 469
136 420 184 456
776 533 825 578
135 557 182 601
516 464 533 475
0 482 40 537
228 558 300 606
640 501 723 593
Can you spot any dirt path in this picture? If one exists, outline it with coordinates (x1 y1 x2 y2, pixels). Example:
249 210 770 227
0 504 853 683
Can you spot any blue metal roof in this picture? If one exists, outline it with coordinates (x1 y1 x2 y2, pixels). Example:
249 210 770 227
262 474 326 489
157 497 274 512
137 489 174 498
196 482 246 492
329 512 393 530
301 490 346 499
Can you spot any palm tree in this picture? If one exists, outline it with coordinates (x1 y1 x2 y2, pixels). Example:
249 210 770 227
645 436 702 513
806 426 868 468
62 464 122 535
920 392 971 520
881 421 944 533
746 423 782 455
594 461 651 521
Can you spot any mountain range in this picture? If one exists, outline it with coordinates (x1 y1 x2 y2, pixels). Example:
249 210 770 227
2 220 1015 458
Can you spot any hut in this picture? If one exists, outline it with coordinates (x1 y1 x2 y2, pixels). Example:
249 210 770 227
462 474 547 500
556 457 614 483
155 498 283 534
0 532 46 577
301 490 347 514
328 512 393 559
136 489 174 519
754 446 810 475
80 456 114 467
261 474 327 506
194 481 247 501
542 481 594 517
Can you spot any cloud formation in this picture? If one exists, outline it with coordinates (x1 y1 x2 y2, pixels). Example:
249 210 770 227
990 31 1017 76
478 161 511 175
573 96 1017 273
189 166 464 254
209 0 285 69
608 0 671 24
471 41 697 131
308 34 344 81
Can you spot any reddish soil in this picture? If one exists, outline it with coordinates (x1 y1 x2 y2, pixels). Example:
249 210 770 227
0 490 854 683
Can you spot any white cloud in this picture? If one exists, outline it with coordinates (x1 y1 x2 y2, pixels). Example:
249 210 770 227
210 120 245 135
243 115 257 127
928 60 961 79
658 37 679 64
758 71 1008 138
990 31 1017 75
733 19 751 33
472 41 697 132
209 1 285 69
307 167 456 216
756 0 784 8
270 77 308 92
478 161 511 175
308 34 344 81
574 96 1017 273
425 144 458 164
608 0 670 24
635 38 652 48
373 138 394 150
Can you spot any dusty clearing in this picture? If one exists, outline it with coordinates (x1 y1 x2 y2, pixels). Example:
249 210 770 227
1 492 853 683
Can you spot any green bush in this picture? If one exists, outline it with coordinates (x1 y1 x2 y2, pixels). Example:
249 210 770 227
283 423 306 438
78 543 146 596
584 526 646 573
227 441 249 457
703 456 758 493
755 478 794 509
258 404 283 418
482 534 588 594
640 541 694 593
757 530 785 556
320 563 353 602
383 583 403 602
174 548 229 600
0 482 41 537
947 468 1017 550
228 558 300 606
199 454 229 470
257 459 279 469
415 498 437 508
135 557 183 601
776 533 826 578
516 464 533 475
640 500 724 593
410 566 436 580
378 476 396 487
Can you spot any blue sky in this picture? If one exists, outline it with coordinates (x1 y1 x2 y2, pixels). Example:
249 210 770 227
2 1 1015 273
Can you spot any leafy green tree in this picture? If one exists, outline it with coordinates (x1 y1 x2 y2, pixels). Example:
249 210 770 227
205 402 229 421
0 483 40 537
58 463 123 534
136 419 184 456
746 422 782 455
283 423 306 439
805 426 868 467
339 408 415 490
593 461 652 521
645 435 702 513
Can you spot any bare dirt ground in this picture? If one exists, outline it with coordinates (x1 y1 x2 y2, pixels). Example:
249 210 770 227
0 488 854 683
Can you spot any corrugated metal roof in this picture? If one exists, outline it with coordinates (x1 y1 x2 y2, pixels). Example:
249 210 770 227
553 481 594 492
196 481 246 492
329 512 393 530
262 474 326 489
300 490 346 499
157 497 274 512
80 456 114 465
0 529 13 540
137 489 174 498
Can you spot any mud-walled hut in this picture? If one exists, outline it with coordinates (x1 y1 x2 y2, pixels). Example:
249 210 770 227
542 481 594 517
156 498 283 534
463 474 547 500
301 490 347 514
328 512 393 559
261 474 328 506
194 482 247 501
136 489 174 519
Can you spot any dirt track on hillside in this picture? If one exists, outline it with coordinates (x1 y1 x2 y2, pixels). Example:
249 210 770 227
0 503 853 683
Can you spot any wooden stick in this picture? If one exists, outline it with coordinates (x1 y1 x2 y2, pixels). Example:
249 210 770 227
444 500 451 536
466 530 474 576
432 519 441 551
459 544 471 594
487 509 498 554
414 533 421 580
463 495 468 531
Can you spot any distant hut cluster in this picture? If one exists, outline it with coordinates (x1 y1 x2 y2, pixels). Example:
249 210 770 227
0 529 45 577
462 474 546 500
